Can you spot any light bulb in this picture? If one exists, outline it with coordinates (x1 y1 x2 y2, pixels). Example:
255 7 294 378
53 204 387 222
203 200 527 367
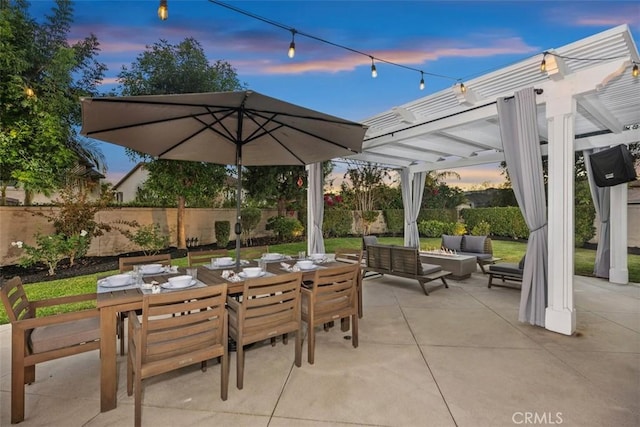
158 0 168 20
25 87 35 97
460 82 466 93
540 53 547 72
288 41 295 58
633 63 639 78
419 73 425 90
370 58 377 78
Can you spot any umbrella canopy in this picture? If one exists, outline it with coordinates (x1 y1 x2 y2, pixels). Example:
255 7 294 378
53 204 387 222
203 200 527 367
80 90 367 265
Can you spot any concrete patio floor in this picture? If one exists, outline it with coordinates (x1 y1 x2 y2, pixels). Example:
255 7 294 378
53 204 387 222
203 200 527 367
1 271 638 426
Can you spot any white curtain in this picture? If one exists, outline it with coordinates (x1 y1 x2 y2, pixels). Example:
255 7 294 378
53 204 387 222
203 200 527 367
401 168 426 248
307 162 325 255
497 87 548 327
584 149 611 278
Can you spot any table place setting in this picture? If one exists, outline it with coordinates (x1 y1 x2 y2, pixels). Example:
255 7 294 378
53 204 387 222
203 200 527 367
205 257 250 270
280 260 326 272
221 266 274 282
97 273 140 292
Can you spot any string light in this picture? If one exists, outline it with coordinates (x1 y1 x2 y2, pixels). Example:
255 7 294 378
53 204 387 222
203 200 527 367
206 0 460 90
288 30 296 59
419 72 425 90
24 87 35 98
158 0 168 20
540 52 547 72
633 63 639 78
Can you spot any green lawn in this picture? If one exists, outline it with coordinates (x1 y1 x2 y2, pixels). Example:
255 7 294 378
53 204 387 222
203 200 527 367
2 237 638 325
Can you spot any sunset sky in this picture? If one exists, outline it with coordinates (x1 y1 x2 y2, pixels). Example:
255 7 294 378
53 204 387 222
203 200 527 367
29 1 640 190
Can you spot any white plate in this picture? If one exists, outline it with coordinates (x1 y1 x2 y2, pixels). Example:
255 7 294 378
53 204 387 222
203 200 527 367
160 280 197 290
99 277 134 288
238 271 266 279
213 260 235 267
297 265 317 271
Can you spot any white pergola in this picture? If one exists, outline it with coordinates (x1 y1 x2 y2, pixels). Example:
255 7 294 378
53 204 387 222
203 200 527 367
345 24 640 336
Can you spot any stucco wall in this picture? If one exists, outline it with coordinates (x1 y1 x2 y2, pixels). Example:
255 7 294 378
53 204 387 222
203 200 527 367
0 206 279 266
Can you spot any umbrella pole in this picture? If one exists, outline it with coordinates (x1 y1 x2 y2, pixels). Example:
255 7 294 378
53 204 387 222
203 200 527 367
235 146 242 269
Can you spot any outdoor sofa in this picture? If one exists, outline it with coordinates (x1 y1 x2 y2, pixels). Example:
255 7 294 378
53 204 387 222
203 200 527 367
440 234 496 273
363 244 450 295
487 255 525 289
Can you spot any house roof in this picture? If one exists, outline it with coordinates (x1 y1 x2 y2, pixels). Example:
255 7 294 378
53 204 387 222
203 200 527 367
349 25 640 172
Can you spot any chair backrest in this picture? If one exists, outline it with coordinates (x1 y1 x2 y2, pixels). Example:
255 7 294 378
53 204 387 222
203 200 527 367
309 263 359 321
391 246 421 275
240 245 270 260
119 254 172 273
362 235 378 250
0 277 33 323
334 248 363 264
188 249 229 267
239 272 302 337
140 284 227 363
366 244 392 271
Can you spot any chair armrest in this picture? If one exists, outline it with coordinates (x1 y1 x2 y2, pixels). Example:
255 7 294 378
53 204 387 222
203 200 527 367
31 292 97 308
12 308 99 332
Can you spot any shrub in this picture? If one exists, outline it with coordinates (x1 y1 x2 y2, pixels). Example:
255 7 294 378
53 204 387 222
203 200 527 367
115 221 170 255
471 220 491 236
11 231 89 276
452 222 467 236
418 220 447 237
417 208 457 223
383 209 404 236
240 207 262 245
266 216 304 241
323 210 352 237
215 220 231 248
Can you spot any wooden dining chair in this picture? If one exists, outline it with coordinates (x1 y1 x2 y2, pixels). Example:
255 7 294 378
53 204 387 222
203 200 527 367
301 263 359 364
226 271 303 389
187 248 229 267
117 254 172 355
240 245 270 260
333 248 364 318
127 284 228 427
0 277 100 424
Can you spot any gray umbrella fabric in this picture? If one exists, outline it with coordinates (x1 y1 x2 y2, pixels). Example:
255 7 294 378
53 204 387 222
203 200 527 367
80 90 367 266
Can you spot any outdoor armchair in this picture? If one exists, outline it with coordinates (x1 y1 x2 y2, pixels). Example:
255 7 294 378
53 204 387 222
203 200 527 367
227 272 303 389
301 263 359 364
0 276 100 424
127 284 228 427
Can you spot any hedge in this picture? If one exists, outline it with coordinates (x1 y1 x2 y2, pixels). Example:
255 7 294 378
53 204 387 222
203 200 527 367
323 210 353 237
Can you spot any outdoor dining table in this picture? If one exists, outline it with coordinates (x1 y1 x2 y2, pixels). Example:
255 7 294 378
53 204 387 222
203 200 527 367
96 257 356 412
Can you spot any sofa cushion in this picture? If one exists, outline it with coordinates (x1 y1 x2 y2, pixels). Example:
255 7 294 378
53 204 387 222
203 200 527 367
30 317 100 353
442 235 463 252
462 235 486 254
420 263 442 275
489 263 522 275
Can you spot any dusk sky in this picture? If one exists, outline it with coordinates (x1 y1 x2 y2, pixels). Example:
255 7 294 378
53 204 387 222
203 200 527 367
29 1 640 189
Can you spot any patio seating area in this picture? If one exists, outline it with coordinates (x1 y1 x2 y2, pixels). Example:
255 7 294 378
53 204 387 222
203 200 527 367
1 271 638 426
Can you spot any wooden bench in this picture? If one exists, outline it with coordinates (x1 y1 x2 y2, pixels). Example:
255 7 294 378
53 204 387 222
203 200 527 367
363 244 451 295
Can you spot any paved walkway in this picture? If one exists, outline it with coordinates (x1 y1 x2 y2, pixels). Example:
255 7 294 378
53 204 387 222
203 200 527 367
1 272 638 426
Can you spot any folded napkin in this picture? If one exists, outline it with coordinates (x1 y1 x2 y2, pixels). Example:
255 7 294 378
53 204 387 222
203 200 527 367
221 270 242 282
280 262 300 272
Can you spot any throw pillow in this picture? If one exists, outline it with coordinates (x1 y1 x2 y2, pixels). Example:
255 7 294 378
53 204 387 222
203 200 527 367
442 235 463 252
463 235 486 253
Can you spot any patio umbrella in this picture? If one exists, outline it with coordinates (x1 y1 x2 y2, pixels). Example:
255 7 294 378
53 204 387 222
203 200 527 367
80 90 367 267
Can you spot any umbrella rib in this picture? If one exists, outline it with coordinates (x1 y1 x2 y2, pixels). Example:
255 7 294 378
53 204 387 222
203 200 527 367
83 110 234 136
247 109 361 153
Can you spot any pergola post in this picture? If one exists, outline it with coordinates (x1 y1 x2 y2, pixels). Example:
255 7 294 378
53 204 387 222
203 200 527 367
609 185 629 284
544 89 576 336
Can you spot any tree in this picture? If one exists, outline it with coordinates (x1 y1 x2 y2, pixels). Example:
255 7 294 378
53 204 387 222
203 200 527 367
117 37 244 248
242 166 306 216
0 0 107 205
340 161 391 235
